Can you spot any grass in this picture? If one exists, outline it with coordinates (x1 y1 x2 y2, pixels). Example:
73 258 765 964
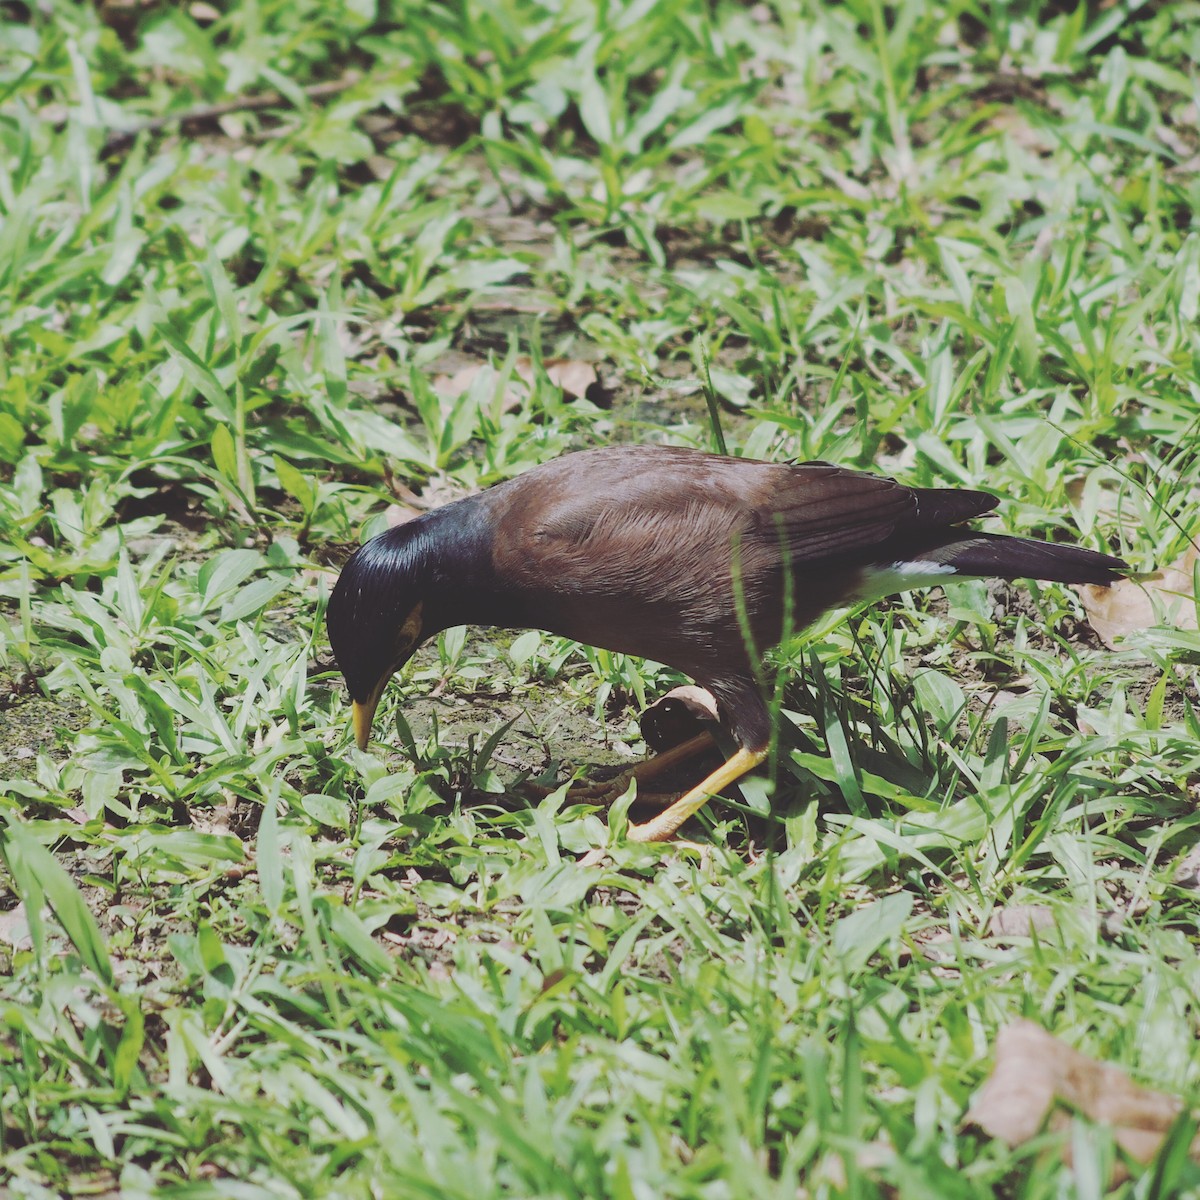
2 0 1200 1195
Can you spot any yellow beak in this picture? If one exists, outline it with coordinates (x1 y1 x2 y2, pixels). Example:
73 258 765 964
352 702 374 750
351 679 387 750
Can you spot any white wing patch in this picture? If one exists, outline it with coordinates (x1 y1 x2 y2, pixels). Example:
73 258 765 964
855 560 959 602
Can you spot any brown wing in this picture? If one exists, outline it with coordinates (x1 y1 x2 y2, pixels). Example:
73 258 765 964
496 447 752 602
748 461 998 562
492 446 997 589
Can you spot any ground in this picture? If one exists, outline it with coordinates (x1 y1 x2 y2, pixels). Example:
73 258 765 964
2 1 1200 1197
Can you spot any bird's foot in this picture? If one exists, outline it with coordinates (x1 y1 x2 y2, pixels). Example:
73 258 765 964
526 774 679 809
625 745 769 842
522 732 717 807
527 733 767 845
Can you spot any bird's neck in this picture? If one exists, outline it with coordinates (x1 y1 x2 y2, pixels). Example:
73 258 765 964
418 496 524 633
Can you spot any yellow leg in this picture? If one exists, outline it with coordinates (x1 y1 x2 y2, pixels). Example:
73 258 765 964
627 745 768 843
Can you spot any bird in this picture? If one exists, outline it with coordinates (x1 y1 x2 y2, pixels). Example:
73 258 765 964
325 444 1127 842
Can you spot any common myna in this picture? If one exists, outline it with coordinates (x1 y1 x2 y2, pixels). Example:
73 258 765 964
326 445 1126 841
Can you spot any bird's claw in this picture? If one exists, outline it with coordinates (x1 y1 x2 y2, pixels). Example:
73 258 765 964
522 732 719 807
523 771 675 809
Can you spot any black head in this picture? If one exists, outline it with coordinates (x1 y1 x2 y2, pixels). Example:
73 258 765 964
326 522 433 749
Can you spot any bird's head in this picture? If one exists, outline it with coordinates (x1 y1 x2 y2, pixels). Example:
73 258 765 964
326 524 432 750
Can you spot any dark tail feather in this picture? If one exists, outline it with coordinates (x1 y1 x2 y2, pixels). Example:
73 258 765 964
934 532 1128 586
911 486 999 526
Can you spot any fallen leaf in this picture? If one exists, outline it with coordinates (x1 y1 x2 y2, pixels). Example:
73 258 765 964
299 566 338 597
1174 842 1200 890
1079 545 1198 649
988 905 1055 938
537 358 598 400
815 1138 897 1193
433 357 600 413
385 502 422 527
640 685 721 752
967 1020 1199 1180
1099 906 1141 939
987 107 1057 155
433 363 523 414
0 904 32 951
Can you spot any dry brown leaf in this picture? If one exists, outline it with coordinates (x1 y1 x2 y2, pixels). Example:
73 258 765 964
433 357 599 413
967 1020 1198 1178
1174 842 1200 890
640 685 721 752
385 502 423 528
1079 545 1198 649
987 108 1056 155
988 905 1056 938
537 358 598 400
433 363 523 414
434 355 597 412
431 365 479 398
0 904 32 951
299 566 338 598
812 1139 897 1194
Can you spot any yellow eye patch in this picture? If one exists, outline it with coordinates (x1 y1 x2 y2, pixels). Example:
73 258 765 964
394 602 423 657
